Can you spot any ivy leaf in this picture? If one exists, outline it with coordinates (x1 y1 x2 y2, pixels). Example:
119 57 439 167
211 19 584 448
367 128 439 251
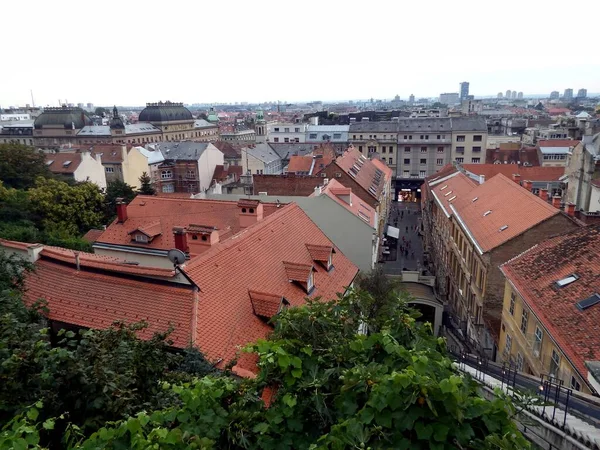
292 368 303 378
253 422 269 434
415 422 432 440
433 423 449 442
42 418 55 430
26 408 39 421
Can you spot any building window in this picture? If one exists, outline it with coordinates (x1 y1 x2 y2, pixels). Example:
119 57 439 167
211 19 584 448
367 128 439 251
456 146 465 154
516 353 523 372
456 157 464 164
358 146 363 152
307 271 314 292
388 158 393 165
473 146 481 152
381 147 386 153
420 147 427 153
162 184 174 193
471 158 481 163
436 158 443 165
404 146 411 152
295 127 300 132
437 135 441 139
294 138 300 143
353 135 356 139
473 135 482 142
368 146 376 153
274 127 279 132
186 170 195 179
135 234 148 243
457 135 466 142
105 167 114 173
549 349 560 378
161 169 173 179
534 326 543 357
284 127 289 132
403 135 408 140
273 137 279 143
333 133 341 139
403 170 410 178
571 376 581 391
284 138 289 143
509 292 515 315
520 309 529 334
403 159 410 165
408 135 412 140
437 147 444 153
419 170 426 178
505 334 512 355
420 158 426 165
309 133 317 139
420 135 424 139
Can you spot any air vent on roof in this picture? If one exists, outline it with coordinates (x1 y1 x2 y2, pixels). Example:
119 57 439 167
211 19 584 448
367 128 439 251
63 161 72 167
448 195 456 201
472 197 478 202
360 154 367 160
576 293 600 311
556 274 579 288
46 160 54 166
440 185 448 190
499 225 508 231
483 210 492 216
444 190 453 197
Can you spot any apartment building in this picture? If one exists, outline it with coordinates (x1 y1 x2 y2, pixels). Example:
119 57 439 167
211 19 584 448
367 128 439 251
348 121 398 172
565 134 600 219
268 122 308 143
499 225 600 394
422 170 579 358
450 117 487 165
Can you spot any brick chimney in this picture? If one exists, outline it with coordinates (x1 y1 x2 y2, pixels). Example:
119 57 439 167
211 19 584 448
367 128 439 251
566 203 575 217
116 197 128 223
237 199 264 228
539 188 548 202
522 180 532 191
186 225 219 255
173 227 188 253
552 196 561 209
512 173 521 184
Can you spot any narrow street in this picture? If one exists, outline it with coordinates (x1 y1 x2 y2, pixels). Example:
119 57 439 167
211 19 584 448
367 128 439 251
380 200 425 275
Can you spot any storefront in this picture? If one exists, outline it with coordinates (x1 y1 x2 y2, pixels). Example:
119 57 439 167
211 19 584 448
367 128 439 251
395 179 423 202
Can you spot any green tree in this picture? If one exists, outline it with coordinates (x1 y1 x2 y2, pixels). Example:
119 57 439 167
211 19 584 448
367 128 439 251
138 172 155 195
27 178 104 235
0 144 51 189
103 180 136 221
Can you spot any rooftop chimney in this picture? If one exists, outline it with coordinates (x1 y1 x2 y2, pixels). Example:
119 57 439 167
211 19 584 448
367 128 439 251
173 227 188 253
186 225 219 255
522 180 532 191
552 196 561 209
26 243 44 263
74 251 81 271
314 186 322 195
512 173 521 184
237 199 264 228
116 198 128 223
566 203 576 217
539 188 548 202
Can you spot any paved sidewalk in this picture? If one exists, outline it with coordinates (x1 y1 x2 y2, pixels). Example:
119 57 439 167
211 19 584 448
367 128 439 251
380 201 424 275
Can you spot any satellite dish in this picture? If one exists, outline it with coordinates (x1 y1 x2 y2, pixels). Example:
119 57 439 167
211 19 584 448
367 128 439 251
167 248 186 266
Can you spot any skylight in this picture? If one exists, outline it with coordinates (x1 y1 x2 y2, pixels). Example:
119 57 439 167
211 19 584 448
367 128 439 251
63 161 72 167
499 225 508 231
448 195 456 201
556 274 579 288
444 191 453 197
440 185 448 190
576 293 600 311
46 160 54 166
472 197 478 202
483 210 492 217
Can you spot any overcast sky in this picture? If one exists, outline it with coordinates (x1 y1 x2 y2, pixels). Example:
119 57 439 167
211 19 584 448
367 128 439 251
2 0 599 107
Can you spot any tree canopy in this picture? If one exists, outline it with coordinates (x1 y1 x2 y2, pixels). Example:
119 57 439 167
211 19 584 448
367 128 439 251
138 172 155 196
104 180 136 222
0 143 51 190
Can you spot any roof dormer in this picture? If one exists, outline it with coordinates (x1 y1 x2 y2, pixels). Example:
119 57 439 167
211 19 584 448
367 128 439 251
305 244 335 271
283 261 316 294
128 221 162 244
248 290 289 321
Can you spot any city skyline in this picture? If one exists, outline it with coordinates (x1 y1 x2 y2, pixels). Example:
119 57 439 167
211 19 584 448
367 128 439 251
1 0 599 107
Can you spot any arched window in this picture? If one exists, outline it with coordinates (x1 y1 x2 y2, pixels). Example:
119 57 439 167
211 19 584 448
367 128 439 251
161 170 173 179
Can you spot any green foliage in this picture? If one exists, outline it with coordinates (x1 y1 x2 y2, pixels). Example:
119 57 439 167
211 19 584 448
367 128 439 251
103 180 136 222
0 144 51 190
93 107 107 117
27 177 104 235
138 172 155 195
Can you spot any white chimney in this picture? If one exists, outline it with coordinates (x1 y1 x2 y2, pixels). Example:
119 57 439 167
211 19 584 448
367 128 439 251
314 186 322 195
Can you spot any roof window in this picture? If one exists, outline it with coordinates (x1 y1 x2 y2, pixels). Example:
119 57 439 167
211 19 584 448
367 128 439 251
576 293 600 311
448 195 456 201
63 160 72 167
483 210 492 217
499 225 508 231
440 185 448 190
556 273 579 288
444 190 453 197
472 197 478 202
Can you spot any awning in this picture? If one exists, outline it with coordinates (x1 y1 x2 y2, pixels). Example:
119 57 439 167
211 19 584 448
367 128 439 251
386 226 400 239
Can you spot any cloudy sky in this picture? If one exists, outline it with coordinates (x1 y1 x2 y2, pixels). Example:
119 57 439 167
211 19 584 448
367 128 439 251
2 0 599 107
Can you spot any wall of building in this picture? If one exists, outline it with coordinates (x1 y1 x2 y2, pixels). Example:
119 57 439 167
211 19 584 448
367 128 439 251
122 147 149 189
197 144 224 192
74 152 107 189
451 130 486 164
268 123 307 143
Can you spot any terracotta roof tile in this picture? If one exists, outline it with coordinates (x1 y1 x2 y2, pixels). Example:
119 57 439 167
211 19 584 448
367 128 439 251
453 174 559 253
334 148 387 200
316 179 377 228
501 225 600 386
462 164 566 182
130 221 162 238
430 171 478 217
44 152 82 174
283 261 314 282
82 229 104 243
537 139 579 147
249 290 286 319
0 239 37 251
287 156 314 174
305 244 333 262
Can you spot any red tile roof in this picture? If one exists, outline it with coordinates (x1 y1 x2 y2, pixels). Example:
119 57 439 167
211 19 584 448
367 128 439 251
213 141 242 158
537 139 579 148
287 156 314 174
334 148 387 201
82 229 104 243
96 196 278 254
0 239 37 251
547 108 571 115
486 147 541 165
249 290 286 319
22 259 194 348
182 203 358 375
283 261 315 282
452 174 559 253
212 164 243 183
45 152 82 174
316 179 377 227
306 244 333 263
130 221 162 238
461 164 566 182
430 171 478 218
371 157 393 181
501 225 600 386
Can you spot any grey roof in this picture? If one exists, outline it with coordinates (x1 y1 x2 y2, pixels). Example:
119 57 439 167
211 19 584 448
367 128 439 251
78 125 111 136
349 121 398 132
539 146 571 154
246 143 281 164
194 119 217 129
0 120 34 128
307 125 349 133
269 143 316 160
450 117 488 132
125 123 160 134
156 141 209 161
397 118 452 132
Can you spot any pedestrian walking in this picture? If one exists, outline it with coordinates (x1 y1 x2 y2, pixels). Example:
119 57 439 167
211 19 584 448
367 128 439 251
406 226 409 232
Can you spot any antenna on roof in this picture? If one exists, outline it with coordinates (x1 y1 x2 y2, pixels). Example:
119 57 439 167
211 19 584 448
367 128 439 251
167 248 186 268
